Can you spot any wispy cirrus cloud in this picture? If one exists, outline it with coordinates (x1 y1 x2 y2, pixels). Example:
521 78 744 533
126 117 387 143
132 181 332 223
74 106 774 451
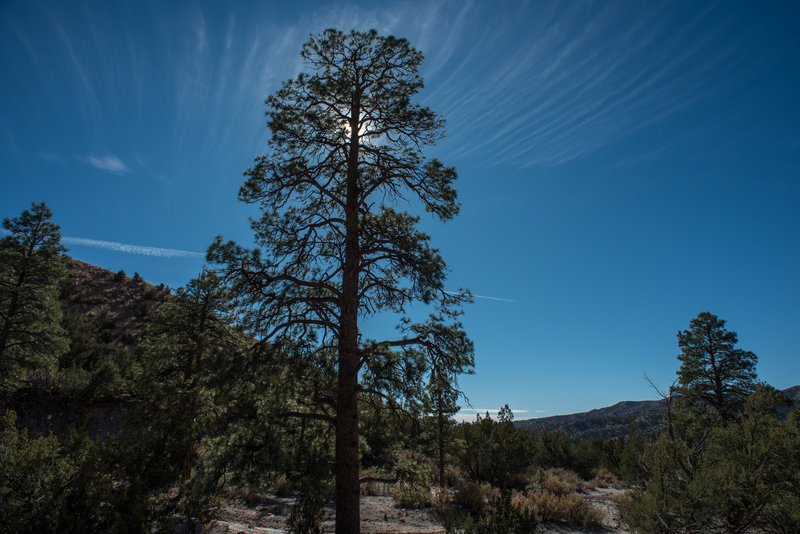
415 2 749 168
82 154 132 175
37 2 101 123
62 236 203 258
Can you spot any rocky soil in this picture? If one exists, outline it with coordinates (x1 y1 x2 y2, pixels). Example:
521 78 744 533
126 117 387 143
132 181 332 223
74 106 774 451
205 488 629 534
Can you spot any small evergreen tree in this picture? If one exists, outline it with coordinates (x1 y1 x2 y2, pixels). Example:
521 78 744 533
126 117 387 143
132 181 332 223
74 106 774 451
0 202 68 393
625 385 798 534
618 423 650 484
676 312 757 420
136 269 248 485
425 366 462 488
700 385 794 533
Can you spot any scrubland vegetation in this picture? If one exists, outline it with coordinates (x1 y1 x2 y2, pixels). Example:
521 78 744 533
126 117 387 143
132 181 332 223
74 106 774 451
3 27 799 534
2 201 798 533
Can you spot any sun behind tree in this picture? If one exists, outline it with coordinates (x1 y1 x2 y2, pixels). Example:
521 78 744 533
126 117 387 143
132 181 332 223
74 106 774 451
209 29 474 533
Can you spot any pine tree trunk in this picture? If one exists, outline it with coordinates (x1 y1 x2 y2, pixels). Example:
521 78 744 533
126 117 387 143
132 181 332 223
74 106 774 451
438 411 445 489
336 102 362 534
336 258 361 531
335 348 360 533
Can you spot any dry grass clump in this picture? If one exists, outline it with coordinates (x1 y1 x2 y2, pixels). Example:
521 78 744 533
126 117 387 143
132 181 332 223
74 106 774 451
506 470 534 489
270 474 293 496
432 487 451 515
542 468 583 496
443 463 467 488
391 483 432 508
453 479 491 516
514 491 604 530
360 466 390 496
589 468 622 489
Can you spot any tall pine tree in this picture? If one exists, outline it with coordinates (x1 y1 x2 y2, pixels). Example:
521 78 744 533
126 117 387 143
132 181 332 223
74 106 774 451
209 29 474 533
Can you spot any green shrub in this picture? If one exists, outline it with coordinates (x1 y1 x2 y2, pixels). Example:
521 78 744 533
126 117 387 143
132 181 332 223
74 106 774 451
0 411 123 533
391 450 434 508
446 490 537 534
392 482 433 508
360 466 390 496
0 411 73 533
287 494 324 534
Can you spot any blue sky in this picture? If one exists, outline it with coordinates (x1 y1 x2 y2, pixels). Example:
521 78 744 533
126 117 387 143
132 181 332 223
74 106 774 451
2 0 798 419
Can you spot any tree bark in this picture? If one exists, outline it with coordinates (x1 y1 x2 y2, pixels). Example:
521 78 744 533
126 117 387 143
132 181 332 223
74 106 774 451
335 350 360 533
437 398 446 489
335 96 362 534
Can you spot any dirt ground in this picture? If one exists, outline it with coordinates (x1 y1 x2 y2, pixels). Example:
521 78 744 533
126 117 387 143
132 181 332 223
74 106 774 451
205 488 629 534
538 488 630 534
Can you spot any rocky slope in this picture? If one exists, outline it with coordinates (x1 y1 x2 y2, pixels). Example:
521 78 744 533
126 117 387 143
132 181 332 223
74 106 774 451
61 256 171 347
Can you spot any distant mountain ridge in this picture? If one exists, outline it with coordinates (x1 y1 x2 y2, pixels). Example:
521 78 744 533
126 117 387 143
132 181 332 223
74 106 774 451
514 385 800 441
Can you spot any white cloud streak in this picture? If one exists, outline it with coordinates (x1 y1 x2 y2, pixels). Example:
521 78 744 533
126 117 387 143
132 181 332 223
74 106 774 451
453 408 530 423
446 290 517 303
62 236 204 258
82 154 132 175
459 408 529 414
472 294 517 303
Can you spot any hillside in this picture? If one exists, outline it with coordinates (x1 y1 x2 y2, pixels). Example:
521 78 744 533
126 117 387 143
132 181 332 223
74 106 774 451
61 257 171 348
515 385 800 441
2 257 171 437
